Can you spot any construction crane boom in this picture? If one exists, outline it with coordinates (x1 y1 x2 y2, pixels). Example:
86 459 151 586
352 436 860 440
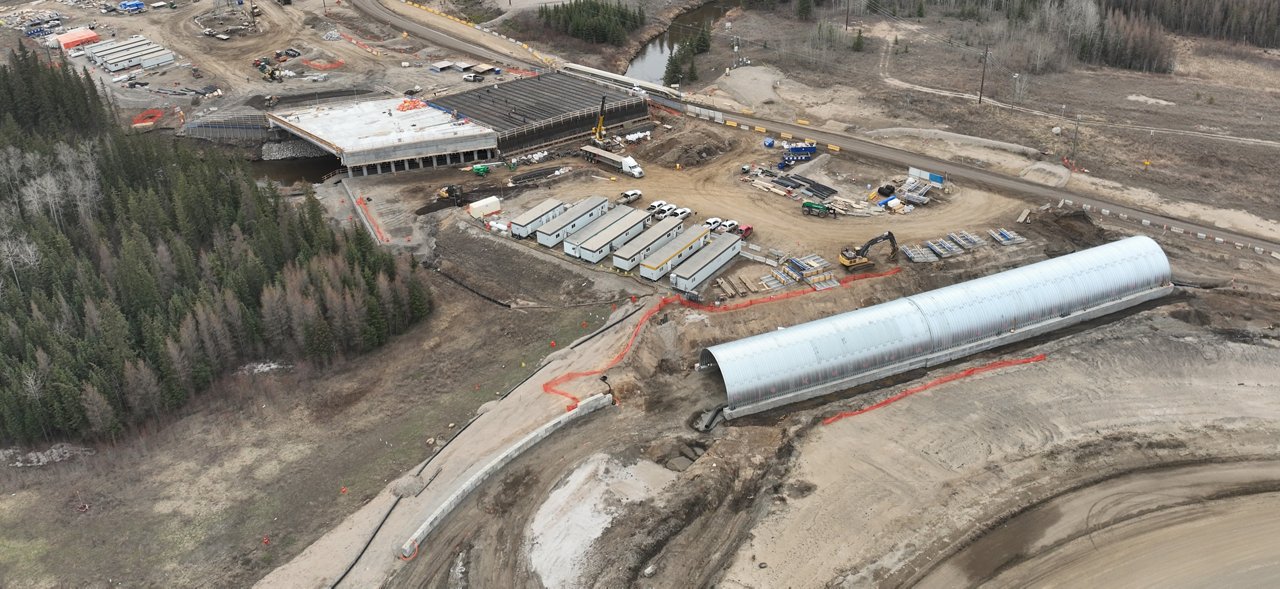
591 96 606 143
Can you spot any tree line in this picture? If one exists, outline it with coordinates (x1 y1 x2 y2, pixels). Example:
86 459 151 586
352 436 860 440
0 45 431 443
537 0 646 46
1101 0 1280 48
662 25 711 86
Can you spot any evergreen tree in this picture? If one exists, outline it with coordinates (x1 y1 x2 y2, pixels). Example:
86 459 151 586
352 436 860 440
663 53 684 86
853 28 865 51
686 59 699 82
0 50 433 443
797 0 813 20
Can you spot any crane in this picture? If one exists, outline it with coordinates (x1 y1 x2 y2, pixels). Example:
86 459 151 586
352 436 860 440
590 96 606 145
839 231 898 272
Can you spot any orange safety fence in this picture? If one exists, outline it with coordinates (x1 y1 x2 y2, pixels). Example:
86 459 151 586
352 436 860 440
131 109 164 125
356 197 390 243
542 267 903 411
503 67 540 78
302 59 346 70
340 33 382 56
821 353 1048 426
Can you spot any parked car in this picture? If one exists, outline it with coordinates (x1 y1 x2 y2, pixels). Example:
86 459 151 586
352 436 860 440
463 73 484 82
671 207 692 220
734 224 754 239
703 217 723 231
284 47 301 57
646 200 667 212
617 189 642 204
654 203 677 219
719 220 739 234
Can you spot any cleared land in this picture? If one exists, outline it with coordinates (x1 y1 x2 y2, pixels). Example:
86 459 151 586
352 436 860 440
4 1 1280 586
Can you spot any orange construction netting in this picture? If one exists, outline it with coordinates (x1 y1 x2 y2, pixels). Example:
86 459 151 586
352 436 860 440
542 267 904 410
821 353 1048 425
302 59 346 70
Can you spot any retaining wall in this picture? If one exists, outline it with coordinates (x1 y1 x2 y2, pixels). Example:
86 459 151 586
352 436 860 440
399 393 614 557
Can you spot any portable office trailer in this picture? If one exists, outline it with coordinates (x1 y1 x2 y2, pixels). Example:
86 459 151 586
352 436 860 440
613 217 682 271
85 38 147 64
510 198 567 238
466 196 501 218
578 209 651 264
639 226 711 281
562 206 634 258
670 234 743 293
535 196 609 247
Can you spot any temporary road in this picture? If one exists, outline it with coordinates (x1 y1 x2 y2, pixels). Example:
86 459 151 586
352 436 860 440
353 0 1280 256
348 0 528 68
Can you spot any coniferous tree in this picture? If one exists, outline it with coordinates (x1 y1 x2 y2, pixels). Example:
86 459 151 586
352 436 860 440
0 50 433 443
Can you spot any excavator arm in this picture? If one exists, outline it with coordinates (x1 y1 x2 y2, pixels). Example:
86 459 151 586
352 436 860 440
855 231 898 259
840 231 898 272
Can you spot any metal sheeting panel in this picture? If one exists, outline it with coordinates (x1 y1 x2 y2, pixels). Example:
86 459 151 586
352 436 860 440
702 236 1172 417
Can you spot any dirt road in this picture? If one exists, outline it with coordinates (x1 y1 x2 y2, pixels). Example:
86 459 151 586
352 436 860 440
918 462 1280 587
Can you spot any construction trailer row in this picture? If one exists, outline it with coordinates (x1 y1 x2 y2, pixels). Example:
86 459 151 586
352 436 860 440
574 208 652 263
670 234 743 293
520 197 740 293
535 196 609 247
638 226 712 281
563 206 636 258
82 35 175 72
613 217 683 271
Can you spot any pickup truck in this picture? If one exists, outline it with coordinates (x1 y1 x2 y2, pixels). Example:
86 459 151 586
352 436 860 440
617 189 642 205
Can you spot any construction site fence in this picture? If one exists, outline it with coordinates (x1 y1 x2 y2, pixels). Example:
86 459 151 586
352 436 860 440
302 58 345 70
541 268 903 408
399 393 614 558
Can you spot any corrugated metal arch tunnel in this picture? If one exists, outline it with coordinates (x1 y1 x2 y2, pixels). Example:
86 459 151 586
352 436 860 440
700 236 1174 420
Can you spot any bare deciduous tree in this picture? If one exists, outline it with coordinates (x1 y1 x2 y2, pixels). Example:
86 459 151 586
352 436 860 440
81 382 115 436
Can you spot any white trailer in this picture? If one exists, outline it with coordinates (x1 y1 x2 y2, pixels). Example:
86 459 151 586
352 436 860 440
670 234 743 293
613 217 682 271
535 196 609 247
578 208 651 264
510 198 567 238
581 145 644 178
563 206 634 258
639 226 711 281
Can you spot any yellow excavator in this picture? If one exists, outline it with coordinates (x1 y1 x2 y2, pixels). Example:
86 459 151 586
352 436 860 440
839 231 898 272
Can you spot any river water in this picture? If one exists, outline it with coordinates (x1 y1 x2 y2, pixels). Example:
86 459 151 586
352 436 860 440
247 4 732 184
248 156 341 185
624 0 733 84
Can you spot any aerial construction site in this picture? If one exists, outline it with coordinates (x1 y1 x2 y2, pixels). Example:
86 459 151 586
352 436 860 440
2 0 1280 586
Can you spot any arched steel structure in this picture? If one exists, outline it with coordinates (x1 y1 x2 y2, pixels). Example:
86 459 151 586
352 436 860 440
701 236 1173 419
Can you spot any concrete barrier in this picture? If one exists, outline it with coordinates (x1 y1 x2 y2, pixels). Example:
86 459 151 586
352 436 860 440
399 393 614 557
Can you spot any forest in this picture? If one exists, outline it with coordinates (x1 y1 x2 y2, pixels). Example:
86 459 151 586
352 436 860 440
0 46 430 443
847 0 1280 73
536 0 645 46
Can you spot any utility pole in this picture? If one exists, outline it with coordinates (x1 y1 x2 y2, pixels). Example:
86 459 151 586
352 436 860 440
977 44 988 105
845 0 851 30
1070 114 1081 165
